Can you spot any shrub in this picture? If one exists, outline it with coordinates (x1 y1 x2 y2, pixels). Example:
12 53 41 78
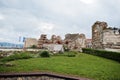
30 45 37 49
82 48 120 62
0 52 33 62
67 51 76 57
52 51 77 57
40 51 50 57
70 51 78 54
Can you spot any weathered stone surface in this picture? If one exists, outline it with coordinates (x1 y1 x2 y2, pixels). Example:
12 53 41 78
92 21 120 49
0 74 90 80
26 77 33 80
38 34 63 49
86 39 92 48
24 38 38 48
17 77 23 80
0 78 5 80
6 78 11 80
11 77 17 80
64 33 86 51
51 35 62 44
38 34 49 48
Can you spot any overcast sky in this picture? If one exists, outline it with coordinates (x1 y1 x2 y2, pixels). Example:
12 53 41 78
0 0 120 44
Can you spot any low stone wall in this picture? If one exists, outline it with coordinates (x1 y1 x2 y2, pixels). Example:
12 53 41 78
0 76 65 80
0 72 88 80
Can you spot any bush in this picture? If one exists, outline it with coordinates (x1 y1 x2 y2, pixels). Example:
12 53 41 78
40 51 50 57
67 51 76 57
70 51 78 54
30 45 37 49
82 48 120 62
52 51 77 57
0 52 33 62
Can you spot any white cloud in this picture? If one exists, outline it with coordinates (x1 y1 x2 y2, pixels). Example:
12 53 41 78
39 22 55 32
80 0 96 4
36 21 61 39
0 14 5 20
0 0 120 43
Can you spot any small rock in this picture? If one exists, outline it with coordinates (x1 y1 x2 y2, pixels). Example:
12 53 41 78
17 77 23 80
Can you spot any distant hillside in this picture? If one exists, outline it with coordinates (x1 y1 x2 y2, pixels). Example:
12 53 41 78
0 42 23 49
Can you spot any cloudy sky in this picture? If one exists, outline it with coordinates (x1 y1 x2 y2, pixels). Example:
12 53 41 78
0 0 120 44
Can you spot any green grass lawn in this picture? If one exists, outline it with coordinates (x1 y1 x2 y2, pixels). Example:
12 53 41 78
0 53 120 80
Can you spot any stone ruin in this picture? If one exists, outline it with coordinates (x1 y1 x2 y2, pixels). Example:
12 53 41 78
37 33 87 51
92 21 120 49
38 34 49 48
51 35 62 44
64 33 86 51
38 34 63 49
23 21 120 51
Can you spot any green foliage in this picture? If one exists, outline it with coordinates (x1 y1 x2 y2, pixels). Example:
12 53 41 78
39 51 50 57
0 52 33 62
67 51 76 57
30 45 37 49
70 51 78 54
82 48 120 62
52 51 77 57
0 54 120 80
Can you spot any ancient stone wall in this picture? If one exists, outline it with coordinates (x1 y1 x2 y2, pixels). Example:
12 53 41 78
38 34 49 48
38 34 63 49
0 76 65 80
51 35 62 44
24 38 38 48
64 33 86 51
103 29 120 48
92 21 120 49
86 39 92 48
92 21 108 49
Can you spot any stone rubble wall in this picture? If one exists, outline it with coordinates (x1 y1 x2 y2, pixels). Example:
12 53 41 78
0 76 65 80
92 21 120 49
